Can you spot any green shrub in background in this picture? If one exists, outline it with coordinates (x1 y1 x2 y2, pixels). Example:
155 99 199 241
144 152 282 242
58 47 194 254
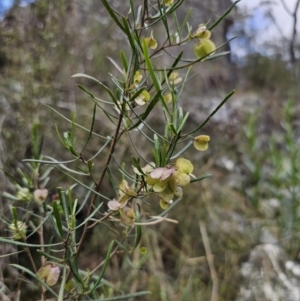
242 100 300 249
1 0 239 300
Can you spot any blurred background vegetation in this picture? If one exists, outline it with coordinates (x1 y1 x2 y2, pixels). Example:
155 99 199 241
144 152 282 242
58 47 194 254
0 0 300 300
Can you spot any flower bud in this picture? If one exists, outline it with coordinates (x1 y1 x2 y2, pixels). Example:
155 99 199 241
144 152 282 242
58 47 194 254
9 221 27 240
16 187 32 201
134 71 143 84
163 93 172 104
120 207 136 226
164 0 174 6
145 31 158 49
135 90 150 106
169 72 182 85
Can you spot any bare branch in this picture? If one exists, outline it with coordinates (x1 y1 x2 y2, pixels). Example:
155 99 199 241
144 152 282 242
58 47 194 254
290 0 300 66
278 0 292 15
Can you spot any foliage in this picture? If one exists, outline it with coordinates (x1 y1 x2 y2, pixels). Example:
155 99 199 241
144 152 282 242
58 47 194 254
0 1 238 300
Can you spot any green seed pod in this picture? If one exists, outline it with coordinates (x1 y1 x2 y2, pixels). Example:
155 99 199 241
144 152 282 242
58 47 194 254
194 40 216 59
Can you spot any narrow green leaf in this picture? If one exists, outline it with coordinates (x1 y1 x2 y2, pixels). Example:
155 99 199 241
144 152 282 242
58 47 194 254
190 174 212 183
208 0 241 31
177 112 189 132
179 8 192 33
68 249 83 284
106 167 118 196
170 141 193 160
0 168 23 186
142 40 161 92
0 236 63 247
81 103 96 152
52 201 63 238
11 206 18 222
157 1 171 43
100 0 125 32
169 123 177 135
46 105 107 139
32 123 39 159
107 57 123 74
166 132 181 162
71 112 75 144
55 124 68 148
95 291 151 301
75 202 103 229
90 240 115 293
23 157 78 165
38 134 44 159
77 85 113 105
187 90 235 136
57 169 111 201
2 192 19 201
129 0 135 26
120 51 128 72
133 210 142 251
72 73 118 105
57 188 69 223
154 134 161 166
152 149 160 167
58 265 67 301
36 250 61 262
122 17 137 52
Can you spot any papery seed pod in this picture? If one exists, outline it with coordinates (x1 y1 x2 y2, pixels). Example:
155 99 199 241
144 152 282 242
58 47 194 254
194 40 216 59
194 135 210 151
159 198 171 210
173 171 191 186
152 178 169 192
108 199 121 211
37 261 60 286
150 166 175 180
158 186 174 202
175 158 194 174
33 189 48 204
120 207 136 226
192 24 211 40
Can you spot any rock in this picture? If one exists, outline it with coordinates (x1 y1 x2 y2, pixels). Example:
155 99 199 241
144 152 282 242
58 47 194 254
236 244 300 301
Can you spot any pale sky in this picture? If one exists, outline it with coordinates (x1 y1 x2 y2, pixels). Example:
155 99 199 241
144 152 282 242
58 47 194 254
231 0 300 59
238 0 300 41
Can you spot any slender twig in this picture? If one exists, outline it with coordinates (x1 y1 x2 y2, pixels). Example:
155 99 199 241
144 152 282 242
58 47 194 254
39 207 46 301
76 111 124 256
290 0 300 68
199 221 219 301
